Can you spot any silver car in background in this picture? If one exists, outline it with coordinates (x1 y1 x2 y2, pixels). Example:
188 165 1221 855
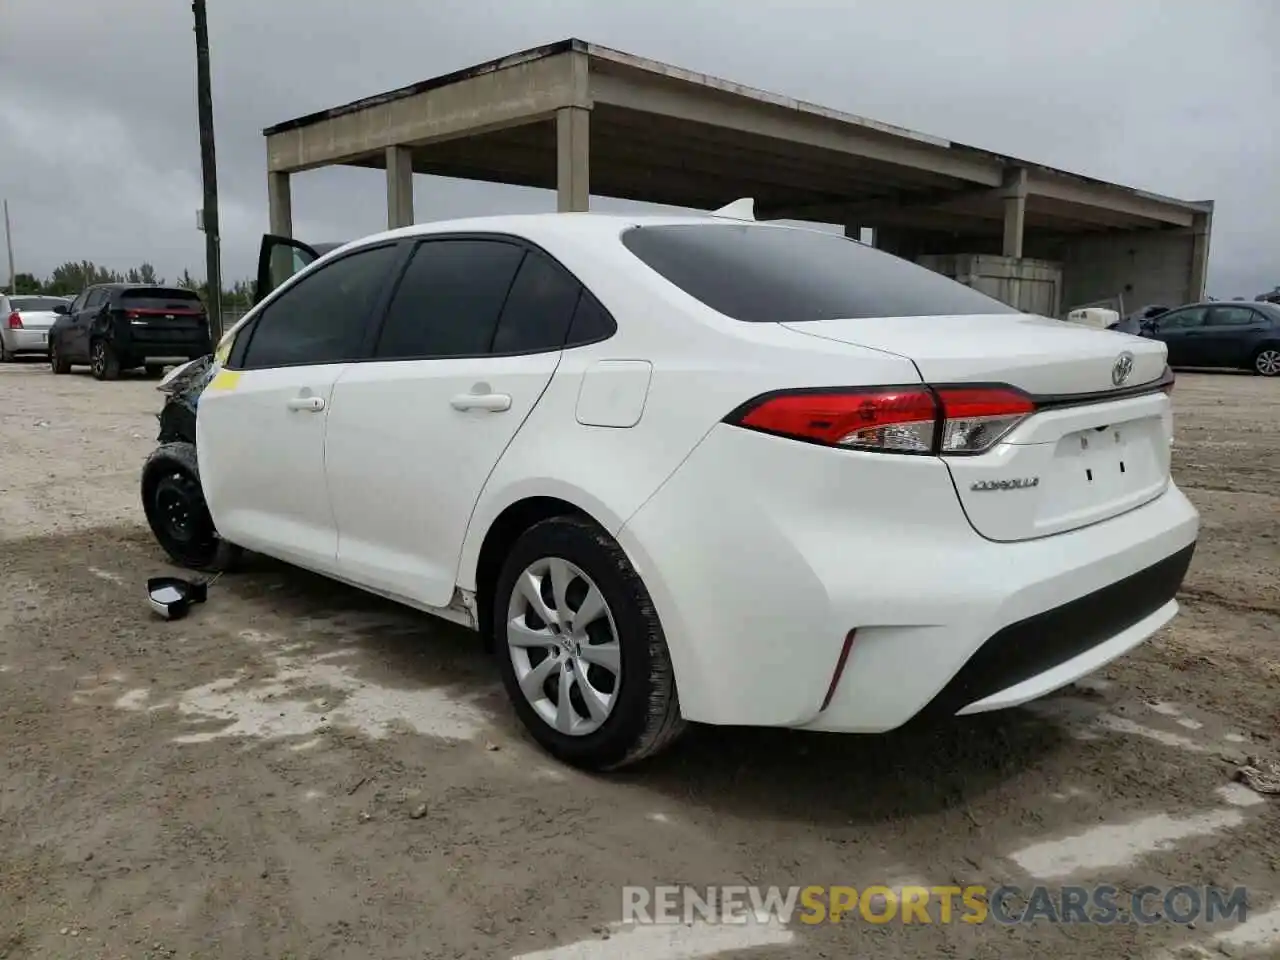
1 294 71 361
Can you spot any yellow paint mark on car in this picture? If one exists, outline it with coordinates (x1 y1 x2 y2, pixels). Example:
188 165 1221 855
208 370 241 392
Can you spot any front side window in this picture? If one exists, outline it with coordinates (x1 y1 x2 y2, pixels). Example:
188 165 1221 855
374 239 524 360
1159 308 1206 331
621 223 1018 323
83 289 106 310
241 243 400 369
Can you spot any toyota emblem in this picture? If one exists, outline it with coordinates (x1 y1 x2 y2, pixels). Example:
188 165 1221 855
1112 351 1135 386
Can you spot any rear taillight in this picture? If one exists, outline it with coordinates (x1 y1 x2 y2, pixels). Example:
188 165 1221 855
727 384 1034 456
935 386 1035 454
6 311 21 329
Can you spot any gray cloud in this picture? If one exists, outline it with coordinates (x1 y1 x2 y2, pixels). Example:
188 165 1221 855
1 0 1275 297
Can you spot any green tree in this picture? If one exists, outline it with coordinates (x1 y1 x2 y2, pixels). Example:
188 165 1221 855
45 261 121 295
12 272 44 295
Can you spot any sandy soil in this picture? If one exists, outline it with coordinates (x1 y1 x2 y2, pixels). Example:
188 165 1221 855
1 359 1277 960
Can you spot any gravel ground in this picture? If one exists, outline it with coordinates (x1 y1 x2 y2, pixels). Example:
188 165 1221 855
1 359 1277 960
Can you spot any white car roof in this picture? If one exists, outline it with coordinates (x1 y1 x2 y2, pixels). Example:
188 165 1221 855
339 211 809 255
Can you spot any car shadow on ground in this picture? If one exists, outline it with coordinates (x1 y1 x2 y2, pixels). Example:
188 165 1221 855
10 528 1076 829
222 550 1072 828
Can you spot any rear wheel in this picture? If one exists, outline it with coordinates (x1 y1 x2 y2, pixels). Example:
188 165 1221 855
90 339 120 381
1253 346 1280 377
49 341 70 374
142 442 241 572
144 363 165 378
493 516 685 770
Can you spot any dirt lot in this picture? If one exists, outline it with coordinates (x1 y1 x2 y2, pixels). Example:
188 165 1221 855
1 361 1277 960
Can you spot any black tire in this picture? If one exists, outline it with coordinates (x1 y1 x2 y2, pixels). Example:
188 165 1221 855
90 339 119 381
144 363 165 378
49 341 71 374
1252 344 1280 377
141 441 241 572
492 516 685 770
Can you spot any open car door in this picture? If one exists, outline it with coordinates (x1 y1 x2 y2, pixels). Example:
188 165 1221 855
254 235 344 304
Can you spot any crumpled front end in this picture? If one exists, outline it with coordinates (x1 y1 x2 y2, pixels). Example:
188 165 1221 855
155 355 217 444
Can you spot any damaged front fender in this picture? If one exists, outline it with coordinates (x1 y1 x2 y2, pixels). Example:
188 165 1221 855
155 354 218 446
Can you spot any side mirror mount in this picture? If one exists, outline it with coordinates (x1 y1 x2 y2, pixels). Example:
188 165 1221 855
52 303 69 315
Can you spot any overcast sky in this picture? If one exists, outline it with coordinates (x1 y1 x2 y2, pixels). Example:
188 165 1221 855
1 0 1276 298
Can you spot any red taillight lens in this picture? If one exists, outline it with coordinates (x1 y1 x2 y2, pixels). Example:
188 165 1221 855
728 384 1034 456
6 311 21 329
735 387 938 453
934 386 1034 454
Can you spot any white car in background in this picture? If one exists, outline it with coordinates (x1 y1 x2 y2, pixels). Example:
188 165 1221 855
0 294 70 361
141 210 1200 770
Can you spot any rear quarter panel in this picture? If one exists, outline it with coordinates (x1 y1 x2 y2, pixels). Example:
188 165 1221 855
454 223 922 591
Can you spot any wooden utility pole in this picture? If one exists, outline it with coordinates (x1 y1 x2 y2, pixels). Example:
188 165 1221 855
3 200 14 294
192 0 223 340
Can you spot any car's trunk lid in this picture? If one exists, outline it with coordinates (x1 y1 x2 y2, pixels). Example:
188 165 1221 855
781 313 1173 541
15 310 58 331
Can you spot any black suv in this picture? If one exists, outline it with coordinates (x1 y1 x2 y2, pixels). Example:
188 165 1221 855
48 284 212 380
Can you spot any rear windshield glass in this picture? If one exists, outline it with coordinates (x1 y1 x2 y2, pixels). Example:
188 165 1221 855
121 288 204 312
621 223 1018 322
10 296 67 312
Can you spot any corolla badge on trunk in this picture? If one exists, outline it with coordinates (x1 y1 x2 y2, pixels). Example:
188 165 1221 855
970 477 1040 492
1112 351 1135 386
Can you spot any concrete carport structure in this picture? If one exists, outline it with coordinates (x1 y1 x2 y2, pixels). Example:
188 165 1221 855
263 38 1213 316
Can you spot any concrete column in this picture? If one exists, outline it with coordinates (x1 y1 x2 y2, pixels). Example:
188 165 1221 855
1001 167 1028 259
386 145 415 229
1189 210 1212 301
267 171 292 237
556 107 590 213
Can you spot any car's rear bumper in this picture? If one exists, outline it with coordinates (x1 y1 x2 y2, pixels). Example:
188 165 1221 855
617 423 1199 732
116 329 211 362
1 328 51 353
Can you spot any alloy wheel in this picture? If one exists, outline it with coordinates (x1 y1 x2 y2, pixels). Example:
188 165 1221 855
506 557 622 737
91 342 105 377
1256 349 1280 377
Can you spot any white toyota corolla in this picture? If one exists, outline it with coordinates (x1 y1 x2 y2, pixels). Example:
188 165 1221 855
142 208 1199 770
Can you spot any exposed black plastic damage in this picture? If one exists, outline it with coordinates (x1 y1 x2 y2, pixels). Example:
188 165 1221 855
155 355 216 445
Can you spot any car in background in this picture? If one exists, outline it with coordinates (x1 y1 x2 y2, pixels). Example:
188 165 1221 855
140 213 1198 770
1133 301 1280 376
48 284 212 380
0 294 71 362
1109 304 1170 334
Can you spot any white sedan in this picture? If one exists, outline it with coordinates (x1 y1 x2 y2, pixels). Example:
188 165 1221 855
141 210 1199 770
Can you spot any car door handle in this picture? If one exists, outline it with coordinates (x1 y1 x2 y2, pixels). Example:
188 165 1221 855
286 396 325 412
450 392 511 412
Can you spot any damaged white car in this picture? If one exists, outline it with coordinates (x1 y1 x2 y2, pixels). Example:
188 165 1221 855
142 210 1199 770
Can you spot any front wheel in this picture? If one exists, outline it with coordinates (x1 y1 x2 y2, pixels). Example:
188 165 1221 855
1253 346 1280 377
493 516 685 770
141 443 241 572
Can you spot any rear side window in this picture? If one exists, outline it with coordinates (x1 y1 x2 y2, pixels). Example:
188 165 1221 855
242 244 400 369
621 224 1018 322
120 288 204 312
566 290 615 346
491 249 582 354
374 239 524 359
